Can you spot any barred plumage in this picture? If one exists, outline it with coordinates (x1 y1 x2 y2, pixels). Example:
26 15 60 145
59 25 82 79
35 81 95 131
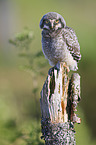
64 26 81 62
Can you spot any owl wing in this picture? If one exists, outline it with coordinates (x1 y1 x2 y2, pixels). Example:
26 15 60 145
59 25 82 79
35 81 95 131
63 26 81 62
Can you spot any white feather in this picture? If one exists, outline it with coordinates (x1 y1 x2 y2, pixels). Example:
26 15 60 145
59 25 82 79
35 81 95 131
43 25 50 30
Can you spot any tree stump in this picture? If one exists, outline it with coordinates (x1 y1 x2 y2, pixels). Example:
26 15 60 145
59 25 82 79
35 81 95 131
40 62 81 145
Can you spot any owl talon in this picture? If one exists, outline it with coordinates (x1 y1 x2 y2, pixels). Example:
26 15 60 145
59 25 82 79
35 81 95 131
62 63 70 73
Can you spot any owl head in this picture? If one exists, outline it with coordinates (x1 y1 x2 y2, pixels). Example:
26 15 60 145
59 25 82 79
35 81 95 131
40 12 66 31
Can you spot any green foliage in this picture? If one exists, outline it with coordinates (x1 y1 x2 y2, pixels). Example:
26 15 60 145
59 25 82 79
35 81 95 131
9 27 34 49
9 28 48 75
0 118 44 145
21 120 44 145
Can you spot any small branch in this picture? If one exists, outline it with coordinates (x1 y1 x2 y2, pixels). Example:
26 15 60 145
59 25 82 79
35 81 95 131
40 62 81 144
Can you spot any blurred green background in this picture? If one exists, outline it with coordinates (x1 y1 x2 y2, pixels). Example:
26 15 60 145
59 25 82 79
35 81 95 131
0 0 96 144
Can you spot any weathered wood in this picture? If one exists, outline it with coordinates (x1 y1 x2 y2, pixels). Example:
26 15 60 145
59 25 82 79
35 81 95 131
68 73 81 123
40 62 81 145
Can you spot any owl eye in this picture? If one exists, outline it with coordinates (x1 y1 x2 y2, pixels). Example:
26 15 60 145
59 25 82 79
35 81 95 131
45 20 49 24
55 20 60 24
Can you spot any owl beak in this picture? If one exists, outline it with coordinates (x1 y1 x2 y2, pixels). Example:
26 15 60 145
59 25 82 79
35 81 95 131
51 22 54 29
50 20 54 30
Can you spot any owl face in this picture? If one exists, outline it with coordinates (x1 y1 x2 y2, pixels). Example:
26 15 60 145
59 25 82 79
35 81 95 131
41 19 63 31
40 12 66 31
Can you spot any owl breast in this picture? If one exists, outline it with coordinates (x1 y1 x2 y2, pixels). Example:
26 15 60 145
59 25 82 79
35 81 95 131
41 29 77 70
42 30 66 64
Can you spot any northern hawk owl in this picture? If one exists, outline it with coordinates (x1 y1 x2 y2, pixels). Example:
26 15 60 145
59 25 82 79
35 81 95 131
40 12 81 71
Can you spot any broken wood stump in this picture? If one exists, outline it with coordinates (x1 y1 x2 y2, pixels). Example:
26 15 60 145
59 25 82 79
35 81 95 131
40 62 81 145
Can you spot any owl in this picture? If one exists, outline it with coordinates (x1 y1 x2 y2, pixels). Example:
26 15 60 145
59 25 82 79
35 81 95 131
39 12 81 71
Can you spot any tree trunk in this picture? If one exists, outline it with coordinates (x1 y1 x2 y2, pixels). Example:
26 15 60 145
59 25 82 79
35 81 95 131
40 62 81 145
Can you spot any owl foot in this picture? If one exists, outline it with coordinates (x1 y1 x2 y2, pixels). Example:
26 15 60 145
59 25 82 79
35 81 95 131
62 62 70 73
